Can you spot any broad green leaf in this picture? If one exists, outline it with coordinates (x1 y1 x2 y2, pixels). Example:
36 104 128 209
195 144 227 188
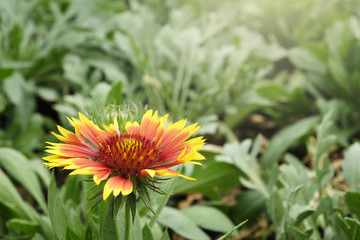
174 161 240 199
231 190 266 226
316 197 333 217
48 173 69 240
106 81 123 105
0 147 47 213
142 224 154 240
3 72 25 105
288 48 326 75
343 143 360 191
90 82 111 104
157 207 209 240
262 115 319 168
63 54 87 84
182 205 235 234
345 192 360 219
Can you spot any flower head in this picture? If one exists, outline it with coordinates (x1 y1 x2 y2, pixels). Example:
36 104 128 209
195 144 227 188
43 110 205 200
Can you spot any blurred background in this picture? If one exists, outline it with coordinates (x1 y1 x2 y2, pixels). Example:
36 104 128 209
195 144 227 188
1 0 360 239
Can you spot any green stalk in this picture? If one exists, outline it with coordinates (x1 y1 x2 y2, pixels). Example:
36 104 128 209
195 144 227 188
124 201 131 240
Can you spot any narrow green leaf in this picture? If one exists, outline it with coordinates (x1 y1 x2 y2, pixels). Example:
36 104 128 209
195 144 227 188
66 227 82 240
286 226 310 240
267 190 284 226
0 147 47 213
128 193 137 223
6 219 39 235
0 168 34 220
100 198 117 240
294 208 316 225
217 220 248 240
48 173 68 240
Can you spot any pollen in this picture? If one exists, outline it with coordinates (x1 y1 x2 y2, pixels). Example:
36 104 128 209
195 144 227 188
97 133 161 176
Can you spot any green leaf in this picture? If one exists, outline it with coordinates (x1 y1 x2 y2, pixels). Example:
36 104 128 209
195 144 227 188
217 136 268 197
327 58 349 93
0 168 35 220
66 227 82 240
256 83 291 102
231 190 266 226
160 229 171 240
114 202 143 240
262 115 319 168
345 192 360 219
48 172 69 240
286 226 312 240
6 218 39 235
174 161 240 199
267 190 284 226
100 198 117 240
157 207 210 240
316 197 333 217
182 205 235 234
290 205 315 225
217 220 248 240
142 224 154 240
106 81 123 105
0 68 14 81
288 48 326 75
343 143 360 191
335 213 360 240
0 148 47 212
3 72 26 105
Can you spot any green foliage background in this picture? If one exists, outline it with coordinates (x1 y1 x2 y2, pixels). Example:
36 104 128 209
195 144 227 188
1 0 360 239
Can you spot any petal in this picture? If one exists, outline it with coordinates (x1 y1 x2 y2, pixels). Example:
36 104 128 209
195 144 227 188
62 159 113 185
103 176 133 200
153 168 196 181
141 169 156 177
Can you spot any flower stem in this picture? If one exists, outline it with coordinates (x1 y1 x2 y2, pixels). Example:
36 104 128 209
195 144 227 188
124 201 131 240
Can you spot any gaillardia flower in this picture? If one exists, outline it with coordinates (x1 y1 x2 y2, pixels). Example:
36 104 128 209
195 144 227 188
43 110 205 200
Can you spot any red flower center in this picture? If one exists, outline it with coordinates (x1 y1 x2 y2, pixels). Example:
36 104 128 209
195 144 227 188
96 133 161 176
